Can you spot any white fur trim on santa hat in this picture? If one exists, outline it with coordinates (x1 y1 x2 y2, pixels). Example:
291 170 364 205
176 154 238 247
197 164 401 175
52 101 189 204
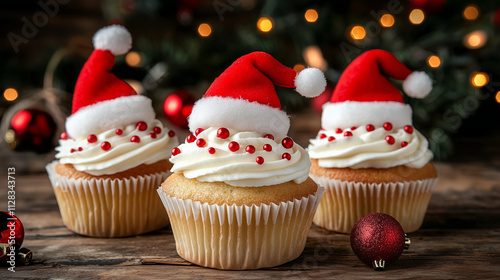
66 95 155 139
322 101 413 129
92 25 132 56
403 71 433 99
295 67 326 98
188 96 290 140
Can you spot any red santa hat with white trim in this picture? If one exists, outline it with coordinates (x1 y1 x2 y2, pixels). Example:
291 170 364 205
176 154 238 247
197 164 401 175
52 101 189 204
322 49 433 130
65 25 155 139
188 51 327 139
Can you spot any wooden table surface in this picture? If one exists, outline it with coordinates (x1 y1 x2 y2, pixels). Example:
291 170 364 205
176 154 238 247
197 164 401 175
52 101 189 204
0 160 498 279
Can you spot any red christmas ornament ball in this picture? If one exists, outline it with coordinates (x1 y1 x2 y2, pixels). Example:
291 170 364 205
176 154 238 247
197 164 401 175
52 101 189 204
163 90 195 128
9 108 57 153
350 213 407 270
0 212 25 262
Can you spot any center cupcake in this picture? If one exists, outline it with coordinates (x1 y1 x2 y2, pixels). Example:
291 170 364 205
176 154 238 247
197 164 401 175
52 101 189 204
158 52 326 270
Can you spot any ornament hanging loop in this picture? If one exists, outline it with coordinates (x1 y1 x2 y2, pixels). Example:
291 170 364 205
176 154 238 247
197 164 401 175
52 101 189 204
405 234 411 250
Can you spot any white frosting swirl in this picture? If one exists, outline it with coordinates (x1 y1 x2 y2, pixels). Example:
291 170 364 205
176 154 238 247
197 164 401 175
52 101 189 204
308 125 432 169
170 127 311 187
56 119 178 176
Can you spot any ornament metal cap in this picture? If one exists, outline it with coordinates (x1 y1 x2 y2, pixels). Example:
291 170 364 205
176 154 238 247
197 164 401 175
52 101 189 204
372 259 386 271
405 234 411 250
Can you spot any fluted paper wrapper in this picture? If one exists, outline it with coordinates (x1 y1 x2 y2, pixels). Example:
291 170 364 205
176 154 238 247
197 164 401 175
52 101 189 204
46 161 170 238
311 175 437 233
157 187 324 270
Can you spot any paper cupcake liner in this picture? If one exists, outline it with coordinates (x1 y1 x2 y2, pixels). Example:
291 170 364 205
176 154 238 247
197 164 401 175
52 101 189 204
310 175 438 233
46 161 170 238
157 186 324 270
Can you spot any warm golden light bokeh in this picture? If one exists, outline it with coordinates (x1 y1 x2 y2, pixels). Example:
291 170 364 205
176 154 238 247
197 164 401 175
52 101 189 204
470 72 489 87
463 5 479 20
198 23 212 37
350 26 366 40
463 30 487 49
409 9 425 25
293 64 306 72
304 9 319 23
380 14 395 27
257 17 273 32
303 46 327 71
427 55 441 68
125 51 141 67
3 88 18 101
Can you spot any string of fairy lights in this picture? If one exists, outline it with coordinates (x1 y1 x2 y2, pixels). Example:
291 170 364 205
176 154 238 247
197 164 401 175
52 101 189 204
3 4 500 104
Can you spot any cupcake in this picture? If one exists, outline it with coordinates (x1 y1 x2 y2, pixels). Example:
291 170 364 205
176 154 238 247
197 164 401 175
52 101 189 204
308 50 438 233
46 25 179 237
158 52 326 270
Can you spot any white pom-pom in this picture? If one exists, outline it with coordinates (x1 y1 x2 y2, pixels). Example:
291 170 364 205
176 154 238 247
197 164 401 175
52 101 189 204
402 71 433 98
92 25 132 55
294 67 326 98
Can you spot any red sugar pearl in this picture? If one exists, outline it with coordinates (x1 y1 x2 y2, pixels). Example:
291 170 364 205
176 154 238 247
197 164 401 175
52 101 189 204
385 135 395 145
208 147 216 154
115 129 123 135
256 156 264 165
281 137 294 149
351 126 358 130
131 136 141 143
264 134 274 140
153 126 162 134
228 141 240 152
87 134 97 143
282 153 291 160
101 141 111 151
196 138 206 147
366 124 375 132
136 121 147 131
335 128 343 134
383 122 393 131
245 145 256 154
344 131 353 137
186 134 196 143
217 127 230 139
171 147 181 156
70 148 75 153
328 136 336 141
195 128 204 136
149 133 157 139
78 147 83 151
319 133 327 139
168 131 175 137
263 144 272 152
404 125 414 134
60 132 68 140
401 141 409 147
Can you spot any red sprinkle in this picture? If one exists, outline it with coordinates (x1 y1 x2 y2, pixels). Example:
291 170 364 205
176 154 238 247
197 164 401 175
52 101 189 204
228 141 240 152
256 156 264 165
264 134 274 140
319 133 327 139
149 133 157 139
263 144 272 152
153 127 162 134
115 129 123 135
131 135 141 143
70 148 75 153
208 147 216 154
401 141 409 147
344 131 353 137
351 126 358 130
404 125 414 134
186 134 196 143
366 124 375 132
335 128 343 134
171 147 181 156
78 147 83 151
328 136 335 141
383 122 393 131
195 128 204 136
101 141 111 151
245 145 256 154
168 131 175 137
281 137 294 149
217 127 230 139
87 134 97 143
60 132 68 140
282 153 291 160
137 121 148 131
196 138 206 147
385 135 395 145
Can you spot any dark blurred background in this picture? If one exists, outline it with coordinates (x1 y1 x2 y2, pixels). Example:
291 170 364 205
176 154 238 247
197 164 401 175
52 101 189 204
1 0 499 172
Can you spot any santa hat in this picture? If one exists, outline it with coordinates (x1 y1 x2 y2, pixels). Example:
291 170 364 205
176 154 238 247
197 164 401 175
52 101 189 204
322 49 433 129
65 25 155 138
188 51 326 139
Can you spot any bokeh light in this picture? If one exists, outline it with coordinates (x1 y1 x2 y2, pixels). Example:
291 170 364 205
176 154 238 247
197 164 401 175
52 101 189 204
3 88 18 101
257 17 273 32
463 5 479 20
305 9 318 23
293 64 306 72
350 26 366 40
463 30 487 49
496 91 500 103
198 23 212 37
427 55 441 68
409 9 425 25
303 46 327 71
380 14 395 27
470 72 489 87
125 51 141 67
